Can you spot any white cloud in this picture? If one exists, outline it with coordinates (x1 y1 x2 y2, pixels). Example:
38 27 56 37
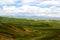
0 5 49 16
22 0 60 7
0 0 15 4
22 0 41 5
0 0 60 17
47 14 60 17
20 5 40 13
0 5 60 17
39 1 60 7
2 5 40 13
3 6 16 10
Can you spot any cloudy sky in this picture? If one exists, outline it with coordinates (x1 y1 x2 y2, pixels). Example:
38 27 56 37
0 0 60 17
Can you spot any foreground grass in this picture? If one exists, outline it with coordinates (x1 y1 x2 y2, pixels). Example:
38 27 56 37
0 17 60 40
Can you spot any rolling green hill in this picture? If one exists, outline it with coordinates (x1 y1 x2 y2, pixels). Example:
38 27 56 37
0 17 60 40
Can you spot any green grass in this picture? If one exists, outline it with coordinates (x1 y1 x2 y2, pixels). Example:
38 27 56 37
0 17 60 40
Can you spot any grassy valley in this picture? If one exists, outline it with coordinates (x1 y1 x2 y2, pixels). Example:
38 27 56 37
0 17 60 40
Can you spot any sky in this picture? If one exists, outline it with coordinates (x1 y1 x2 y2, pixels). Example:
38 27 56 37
0 0 60 17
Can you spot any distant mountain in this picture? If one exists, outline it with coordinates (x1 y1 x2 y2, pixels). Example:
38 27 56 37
1 15 60 20
0 13 60 20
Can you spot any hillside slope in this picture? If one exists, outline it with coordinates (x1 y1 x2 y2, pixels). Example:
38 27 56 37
0 17 60 40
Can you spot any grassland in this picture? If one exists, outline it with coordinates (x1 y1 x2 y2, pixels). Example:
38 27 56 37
0 17 60 40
